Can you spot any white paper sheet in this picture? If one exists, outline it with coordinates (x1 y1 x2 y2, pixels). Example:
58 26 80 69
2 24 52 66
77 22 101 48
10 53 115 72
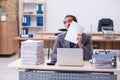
65 21 84 44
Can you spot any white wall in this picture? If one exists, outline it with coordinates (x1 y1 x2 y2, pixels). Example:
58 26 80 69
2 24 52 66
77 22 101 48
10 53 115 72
45 0 120 32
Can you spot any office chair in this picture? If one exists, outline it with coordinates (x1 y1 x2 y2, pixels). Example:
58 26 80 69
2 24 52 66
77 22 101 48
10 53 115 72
54 28 67 36
97 18 114 31
58 28 67 31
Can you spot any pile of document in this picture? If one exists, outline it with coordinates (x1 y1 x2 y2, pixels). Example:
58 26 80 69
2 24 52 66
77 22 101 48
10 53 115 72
102 31 116 39
92 52 116 69
21 40 45 65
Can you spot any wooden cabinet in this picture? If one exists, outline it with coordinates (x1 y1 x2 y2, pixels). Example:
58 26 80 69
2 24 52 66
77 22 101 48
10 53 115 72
0 21 18 55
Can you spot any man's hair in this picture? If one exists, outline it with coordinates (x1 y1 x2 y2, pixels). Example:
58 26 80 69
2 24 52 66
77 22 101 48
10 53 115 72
64 15 78 22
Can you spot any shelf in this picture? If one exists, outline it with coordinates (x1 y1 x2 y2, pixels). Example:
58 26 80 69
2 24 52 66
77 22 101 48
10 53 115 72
22 26 44 28
23 14 44 16
19 0 46 36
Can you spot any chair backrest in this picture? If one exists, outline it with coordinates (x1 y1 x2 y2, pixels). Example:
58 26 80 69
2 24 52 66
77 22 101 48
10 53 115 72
97 18 114 31
54 28 67 36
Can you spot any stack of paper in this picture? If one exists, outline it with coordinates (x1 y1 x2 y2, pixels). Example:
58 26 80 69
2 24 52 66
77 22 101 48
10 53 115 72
92 52 116 69
21 40 45 65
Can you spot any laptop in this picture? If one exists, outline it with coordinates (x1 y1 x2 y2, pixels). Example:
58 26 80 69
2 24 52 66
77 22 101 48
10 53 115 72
57 48 84 66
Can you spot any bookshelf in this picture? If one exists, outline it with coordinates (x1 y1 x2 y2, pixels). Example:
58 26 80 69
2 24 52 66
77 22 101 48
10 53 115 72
19 0 46 37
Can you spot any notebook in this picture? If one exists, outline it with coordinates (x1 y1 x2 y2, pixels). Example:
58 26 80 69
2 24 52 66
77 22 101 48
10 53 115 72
57 48 84 66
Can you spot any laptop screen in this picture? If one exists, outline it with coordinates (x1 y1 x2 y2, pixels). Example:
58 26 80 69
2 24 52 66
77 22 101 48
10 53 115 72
57 48 83 66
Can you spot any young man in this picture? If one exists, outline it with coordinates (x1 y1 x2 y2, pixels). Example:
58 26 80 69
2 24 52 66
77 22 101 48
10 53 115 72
50 15 93 62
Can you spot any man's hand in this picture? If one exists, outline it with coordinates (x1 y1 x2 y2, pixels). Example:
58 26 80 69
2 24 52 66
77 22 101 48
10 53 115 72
77 34 83 47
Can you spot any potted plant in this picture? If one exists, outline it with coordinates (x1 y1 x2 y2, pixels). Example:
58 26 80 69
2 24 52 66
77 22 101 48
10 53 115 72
0 0 7 21
0 0 6 10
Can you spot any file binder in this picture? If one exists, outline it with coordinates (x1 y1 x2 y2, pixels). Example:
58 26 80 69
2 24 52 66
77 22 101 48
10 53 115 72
37 16 43 26
92 51 116 69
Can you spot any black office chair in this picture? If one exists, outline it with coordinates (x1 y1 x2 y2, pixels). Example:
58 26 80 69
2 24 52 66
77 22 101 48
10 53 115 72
58 28 67 31
54 28 67 36
97 18 114 31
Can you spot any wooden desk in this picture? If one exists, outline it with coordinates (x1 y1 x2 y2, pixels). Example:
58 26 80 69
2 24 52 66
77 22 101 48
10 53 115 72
15 34 120 49
92 36 120 49
15 36 56 57
37 31 59 35
8 59 120 80
15 35 56 41
15 35 56 48
15 32 120 56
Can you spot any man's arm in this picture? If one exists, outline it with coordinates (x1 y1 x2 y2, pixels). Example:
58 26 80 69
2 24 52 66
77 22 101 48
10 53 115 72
50 35 61 62
82 34 93 60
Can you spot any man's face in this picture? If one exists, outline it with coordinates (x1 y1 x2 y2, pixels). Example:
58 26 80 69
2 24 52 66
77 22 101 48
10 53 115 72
63 17 73 30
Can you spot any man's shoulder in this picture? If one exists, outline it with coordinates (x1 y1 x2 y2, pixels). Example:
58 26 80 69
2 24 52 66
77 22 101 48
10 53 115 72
58 32 66 37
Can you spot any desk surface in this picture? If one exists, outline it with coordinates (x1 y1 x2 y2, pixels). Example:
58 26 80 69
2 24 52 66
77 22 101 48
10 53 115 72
37 31 120 35
8 59 120 72
15 35 57 41
15 35 120 42
92 36 120 42
37 31 59 35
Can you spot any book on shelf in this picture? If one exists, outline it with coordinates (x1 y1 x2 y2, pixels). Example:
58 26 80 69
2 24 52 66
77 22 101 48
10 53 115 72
37 16 43 26
22 16 31 26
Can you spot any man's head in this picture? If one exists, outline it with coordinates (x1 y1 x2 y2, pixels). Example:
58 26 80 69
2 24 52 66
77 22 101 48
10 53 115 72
63 15 77 30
